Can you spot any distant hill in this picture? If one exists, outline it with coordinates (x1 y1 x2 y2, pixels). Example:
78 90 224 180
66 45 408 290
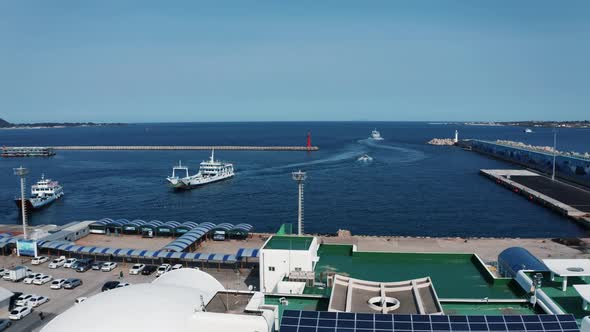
0 118 125 128
0 118 11 128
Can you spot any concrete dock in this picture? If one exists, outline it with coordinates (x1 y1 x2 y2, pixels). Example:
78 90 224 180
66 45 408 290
480 169 590 227
49 145 319 151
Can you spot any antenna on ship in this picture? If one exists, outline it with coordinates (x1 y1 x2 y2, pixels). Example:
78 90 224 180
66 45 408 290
292 170 307 236
13 166 29 239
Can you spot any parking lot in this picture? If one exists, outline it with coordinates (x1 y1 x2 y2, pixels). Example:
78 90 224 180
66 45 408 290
0 255 256 331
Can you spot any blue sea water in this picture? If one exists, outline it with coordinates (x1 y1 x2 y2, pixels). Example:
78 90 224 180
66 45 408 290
0 122 588 238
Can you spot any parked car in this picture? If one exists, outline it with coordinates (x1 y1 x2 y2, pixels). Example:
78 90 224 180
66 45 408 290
129 264 145 275
50 279 66 290
0 319 11 331
8 306 31 320
15 294 35 307
156 263 171 276
213 230 226 241
101 281 121 292
33 275 53 285
31 256 49 265
141 265 157 275
91 261 105 270
101 262 117 272
9 292 22 310
74 297 87 304
76 259 93 272
64 258 77 268
171 264 183 270
23 273 43 284
0 268 7 277
27 295 49 308
48 256 67 269
116 282 131 288
63 278 83 289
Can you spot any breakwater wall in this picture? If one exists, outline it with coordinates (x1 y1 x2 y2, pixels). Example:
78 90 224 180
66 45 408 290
461 140 590 187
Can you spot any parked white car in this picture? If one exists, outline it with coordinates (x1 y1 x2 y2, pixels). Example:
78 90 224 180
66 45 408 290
27 295 49 308
31 256 49 265
75 297 87 304
23 273 43 285
171 264 183 270
129 264 145 275
50 279 66 290
101 262 118 272
8 306 31 320
64 258 77 268
156 264 171 276
33 275 53 285
48 256 67 269
15 294 35 307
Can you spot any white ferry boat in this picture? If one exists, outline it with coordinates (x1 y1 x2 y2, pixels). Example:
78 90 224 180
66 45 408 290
524 128 533 133
15 174 64 211
166 150 234 190
370 129 384 140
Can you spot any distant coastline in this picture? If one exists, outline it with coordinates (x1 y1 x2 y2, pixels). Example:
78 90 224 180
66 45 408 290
0 118 126 130
464 120 590 128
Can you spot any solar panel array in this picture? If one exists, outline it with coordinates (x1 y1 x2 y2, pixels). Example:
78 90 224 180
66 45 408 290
280 311 579 332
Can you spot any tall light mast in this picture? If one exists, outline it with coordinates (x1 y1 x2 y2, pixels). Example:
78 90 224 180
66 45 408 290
14 166 29 239
292 170 307 236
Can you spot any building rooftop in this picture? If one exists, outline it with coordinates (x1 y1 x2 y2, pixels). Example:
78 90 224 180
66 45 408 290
263 236 314 250
311 244 525 300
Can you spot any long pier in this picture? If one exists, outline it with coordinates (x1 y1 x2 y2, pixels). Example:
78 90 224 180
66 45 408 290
32 146 318 151
480 169 590 227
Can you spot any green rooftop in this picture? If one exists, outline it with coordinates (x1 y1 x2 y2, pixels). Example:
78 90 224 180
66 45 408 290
442 302 541 315
312 244 526 300
263 235 314 250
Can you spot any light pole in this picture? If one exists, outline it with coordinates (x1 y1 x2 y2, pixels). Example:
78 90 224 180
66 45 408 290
552 129 557 181
292 170 307 236
13 166 29 239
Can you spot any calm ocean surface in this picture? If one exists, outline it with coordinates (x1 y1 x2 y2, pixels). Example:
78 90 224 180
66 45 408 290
1 122 589 238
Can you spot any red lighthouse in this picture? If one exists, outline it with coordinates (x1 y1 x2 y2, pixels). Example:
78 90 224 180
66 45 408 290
306 131 312 150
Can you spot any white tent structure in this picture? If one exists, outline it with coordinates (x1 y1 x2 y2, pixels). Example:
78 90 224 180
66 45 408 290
41 269 275 332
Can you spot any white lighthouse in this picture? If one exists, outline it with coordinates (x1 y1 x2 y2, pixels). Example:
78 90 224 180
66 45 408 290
454 130 459 143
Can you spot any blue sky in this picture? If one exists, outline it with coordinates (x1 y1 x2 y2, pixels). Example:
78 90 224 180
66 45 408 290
0 1 588 122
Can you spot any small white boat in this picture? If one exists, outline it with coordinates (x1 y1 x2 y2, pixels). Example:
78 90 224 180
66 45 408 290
370 129 384 140
524 128 533 133
357 154 373 162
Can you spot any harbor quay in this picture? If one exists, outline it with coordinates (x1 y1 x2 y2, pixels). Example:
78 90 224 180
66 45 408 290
2 220 590 331
480 169 590 227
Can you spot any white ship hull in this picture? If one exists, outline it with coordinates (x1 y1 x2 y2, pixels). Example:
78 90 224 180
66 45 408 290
167 172 234 189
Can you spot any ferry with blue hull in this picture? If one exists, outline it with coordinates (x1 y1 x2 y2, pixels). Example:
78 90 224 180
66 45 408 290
15 175 64 211
166 150 234 190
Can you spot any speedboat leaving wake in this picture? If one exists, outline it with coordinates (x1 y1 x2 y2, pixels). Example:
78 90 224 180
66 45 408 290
357 154 373 162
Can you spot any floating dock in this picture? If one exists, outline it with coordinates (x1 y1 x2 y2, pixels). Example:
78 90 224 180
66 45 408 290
2 145 319 153
480 169 590 227
1 146 56 157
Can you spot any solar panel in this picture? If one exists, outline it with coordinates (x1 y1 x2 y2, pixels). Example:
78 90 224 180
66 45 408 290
279 311 579 332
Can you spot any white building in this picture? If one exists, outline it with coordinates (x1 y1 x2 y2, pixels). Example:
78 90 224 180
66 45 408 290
41 269 277 332
259 235 319 294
